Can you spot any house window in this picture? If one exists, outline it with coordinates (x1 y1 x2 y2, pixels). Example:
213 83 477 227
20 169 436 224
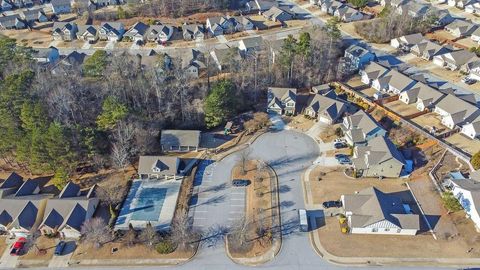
286 102 294 107
372 228 378 232
396 229 401 233
385 228 390 231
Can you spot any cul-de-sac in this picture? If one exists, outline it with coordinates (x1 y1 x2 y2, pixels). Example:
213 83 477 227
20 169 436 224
3 0 480 269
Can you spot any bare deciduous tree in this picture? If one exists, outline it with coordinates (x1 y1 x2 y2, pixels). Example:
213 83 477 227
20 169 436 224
81 218 114 249
111 121 136 169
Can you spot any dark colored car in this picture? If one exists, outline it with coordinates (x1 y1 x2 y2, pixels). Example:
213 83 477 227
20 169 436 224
54 241 66 256
10 237 26 256
334 154 347 160
232 179 251 187
334 142 347 149
322 200 342 208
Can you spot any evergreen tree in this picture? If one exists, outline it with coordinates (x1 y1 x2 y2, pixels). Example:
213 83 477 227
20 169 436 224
96 96 129 130
204 80 237 129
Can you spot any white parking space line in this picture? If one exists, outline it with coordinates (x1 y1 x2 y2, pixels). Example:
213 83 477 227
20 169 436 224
231 198 244 201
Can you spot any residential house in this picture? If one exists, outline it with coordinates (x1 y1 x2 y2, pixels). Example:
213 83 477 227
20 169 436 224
341 187 420 235
372 69 417 94
322 0 344 15
21 8 48 23
390 33 424 51
263 5 295 22
465 1 480 13
98 22 125 41
52 22 78 41
410 40 451 60
334 6 364 22
123 22 149 43
434 10 455 27
447 178 480 231
434 94 480 129
399 82 445 111
137 156 185 180
0 178 52 237
182 49 206 78
0 0 13 10
433 49 477 70
245 0 277 14
267 87 298 115
38 183 98 239
471 27 480 43
304 93 348 124
182 24 205 41
342 110 386 146
311 84 333 95
50 0 71 14
461 116 480 139
344 44 376 72
51 51 87 74
0 14 25 29
455 0 477 8
160 130 201 152
76 25 98 42
445 19 478 38
232 16 255 31
146 24 174 43
238 36 263 55
462 59 480 80
31 47 60 64
360 61 390 85
210 47 242 71
206 16 234 36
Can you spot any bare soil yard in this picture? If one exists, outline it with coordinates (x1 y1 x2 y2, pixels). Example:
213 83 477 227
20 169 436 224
444 133 480 156
310 166 480 258
0 237 6 256
384 100 420 117
20 237 56 261
286 115 315 132
319 123 342 143
228 160 276 258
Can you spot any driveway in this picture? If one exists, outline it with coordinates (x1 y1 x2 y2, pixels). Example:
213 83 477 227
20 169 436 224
270 114 286 130
216 35 228 44
0 239 18 269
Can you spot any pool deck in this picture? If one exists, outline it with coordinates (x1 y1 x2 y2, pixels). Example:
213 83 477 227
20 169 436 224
114 179 182 231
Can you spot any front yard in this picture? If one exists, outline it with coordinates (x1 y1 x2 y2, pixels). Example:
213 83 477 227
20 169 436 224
0 237 6 256
19 236 56 266
309 166 480 258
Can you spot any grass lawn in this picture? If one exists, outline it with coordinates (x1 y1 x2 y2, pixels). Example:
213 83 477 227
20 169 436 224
0 237 6 256
20 236 56 261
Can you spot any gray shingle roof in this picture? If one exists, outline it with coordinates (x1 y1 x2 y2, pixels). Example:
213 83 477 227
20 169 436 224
138 156 182 176
160 130 201 149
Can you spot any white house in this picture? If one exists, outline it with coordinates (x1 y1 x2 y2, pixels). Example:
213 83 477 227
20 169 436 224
434 94 480 129
341 187 420 235
448 178 480 231
360 61 389 85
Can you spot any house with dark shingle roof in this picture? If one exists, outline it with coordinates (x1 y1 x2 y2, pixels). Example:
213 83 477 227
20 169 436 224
304 92 348 124
0 178 52 237
146 24 174 43
182 24 205 41
0 14 26 29
263 6 295 22
341 187 420 235
342 110 386 146
21 8 48 23
49 0 71 14
52 22 78 41
123 21 149 43
344 44 376 72
38 182 98 239
98 22 125 41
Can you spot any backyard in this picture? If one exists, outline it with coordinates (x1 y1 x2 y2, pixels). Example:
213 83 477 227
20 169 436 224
444 133 480 156
384 100 421 117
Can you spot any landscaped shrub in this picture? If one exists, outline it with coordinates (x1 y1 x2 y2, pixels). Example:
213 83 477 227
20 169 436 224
155 241 176 254
441 192 463 213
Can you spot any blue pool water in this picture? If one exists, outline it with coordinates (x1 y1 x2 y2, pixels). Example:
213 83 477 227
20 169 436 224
129 187 167 221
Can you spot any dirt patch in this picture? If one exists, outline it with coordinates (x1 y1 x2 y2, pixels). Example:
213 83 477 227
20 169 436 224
0 237 6 256
227 160 275 258
445 133 480 156
319 123 341 143
287 115 315 132
20 237 56 261
384 100 420 117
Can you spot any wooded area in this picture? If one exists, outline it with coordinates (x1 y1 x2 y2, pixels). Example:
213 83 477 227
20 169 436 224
0 21 342 183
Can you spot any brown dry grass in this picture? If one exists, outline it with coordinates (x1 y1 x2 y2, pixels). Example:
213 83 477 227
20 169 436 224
311 166 480 258
21 237 56 261
287 115 315 132
229 160 274 258
0 237 6 256
319 123 341 143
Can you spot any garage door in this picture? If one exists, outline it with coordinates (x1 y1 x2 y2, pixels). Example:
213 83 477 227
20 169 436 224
318 117 331 124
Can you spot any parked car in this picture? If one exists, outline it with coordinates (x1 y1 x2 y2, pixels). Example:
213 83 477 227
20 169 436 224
334 142 347 149
322 200 342 208
334 138 346 144
54 241 66 256
462 76 477 85
232 179 251 187
10 237 26 256
334 153 347 160
337 156 352 165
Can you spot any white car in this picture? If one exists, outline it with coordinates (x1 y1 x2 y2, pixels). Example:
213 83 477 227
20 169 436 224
334 138 346 143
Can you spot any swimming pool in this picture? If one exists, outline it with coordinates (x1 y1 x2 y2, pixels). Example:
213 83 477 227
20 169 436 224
130 187 167 221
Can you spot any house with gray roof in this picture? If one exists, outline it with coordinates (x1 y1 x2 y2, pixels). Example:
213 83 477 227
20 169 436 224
396 2 429 18
399 82 446 111
334 6 364 22
433 49 478 71
146 24 175 43
1 0 13 10
352 136 405 178
210 47 242 71
182 49 206 78
21 8 48 23
231 16 255 32
38 182 98 239
447 177 480 230
0 14 26 29
0 178 52 237
31 46 60 64
160 130 201 152
411 40 452 61
245 0 277 14
390 33 424 51
321 0 344 15
372 69 417 94
267 87 298 115
263 6 295 22
238 36 263 55
434 94 480 129
344 44 376 72
342 110 386 146
341 187 420 235
123 22 149 43
52 22 77 41
138 156 185 180
206 16 234 36
98 22 125 41
360 61 389 85
461 116 480 139
49 0 71 14
445 19 478 38
182 24 205 41
76 25 98 42
304 92 348 124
